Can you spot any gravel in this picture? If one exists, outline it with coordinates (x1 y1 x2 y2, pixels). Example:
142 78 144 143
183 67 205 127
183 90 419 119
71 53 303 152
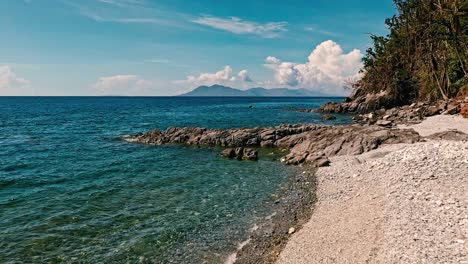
398 115 468 136
278 135 468 263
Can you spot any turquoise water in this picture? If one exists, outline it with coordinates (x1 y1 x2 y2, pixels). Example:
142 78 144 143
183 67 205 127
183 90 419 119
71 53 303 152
0 97 348 263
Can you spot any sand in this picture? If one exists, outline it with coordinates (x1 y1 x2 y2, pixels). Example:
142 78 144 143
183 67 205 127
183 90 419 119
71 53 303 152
277 115 468 264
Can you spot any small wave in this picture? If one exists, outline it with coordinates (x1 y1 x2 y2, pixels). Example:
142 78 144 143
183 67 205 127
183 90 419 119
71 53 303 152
1 164 29 172
224 238 251 264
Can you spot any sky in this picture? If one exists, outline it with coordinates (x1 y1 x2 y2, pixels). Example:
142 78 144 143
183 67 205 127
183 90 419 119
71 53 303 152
0 0 396 96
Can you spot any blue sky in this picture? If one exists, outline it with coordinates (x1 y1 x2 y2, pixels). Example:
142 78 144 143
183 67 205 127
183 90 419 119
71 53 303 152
0 0 396 96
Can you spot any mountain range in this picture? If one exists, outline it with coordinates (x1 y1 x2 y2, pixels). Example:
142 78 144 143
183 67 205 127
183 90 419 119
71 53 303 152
179 85 329 97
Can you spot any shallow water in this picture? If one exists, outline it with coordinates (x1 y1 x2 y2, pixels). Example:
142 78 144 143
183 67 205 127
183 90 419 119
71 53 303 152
0 97 348 263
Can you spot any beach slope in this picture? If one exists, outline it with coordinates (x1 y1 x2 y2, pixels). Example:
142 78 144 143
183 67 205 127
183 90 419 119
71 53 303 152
277 115 468 263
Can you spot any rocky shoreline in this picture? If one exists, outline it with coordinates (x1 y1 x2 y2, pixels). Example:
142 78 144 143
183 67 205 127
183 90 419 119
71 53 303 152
124 123 421 168
124 99 468 263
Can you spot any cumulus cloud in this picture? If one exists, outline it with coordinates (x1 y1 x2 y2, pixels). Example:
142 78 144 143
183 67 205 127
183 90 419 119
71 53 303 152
238 70 253 82
192 16 287 38
92 75 153 95
264 40 362 95
175 66 253 87
0 66 32 95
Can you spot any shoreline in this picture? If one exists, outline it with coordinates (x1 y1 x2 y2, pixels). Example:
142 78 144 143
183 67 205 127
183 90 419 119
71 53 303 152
278 114 468 263
229 165 317 264
125 110 468 263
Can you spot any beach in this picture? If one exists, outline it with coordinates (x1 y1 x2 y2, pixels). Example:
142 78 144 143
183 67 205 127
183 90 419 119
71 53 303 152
278 115 468 263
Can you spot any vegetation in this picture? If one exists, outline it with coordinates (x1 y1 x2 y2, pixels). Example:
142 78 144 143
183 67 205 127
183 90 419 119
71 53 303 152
358 0 468 106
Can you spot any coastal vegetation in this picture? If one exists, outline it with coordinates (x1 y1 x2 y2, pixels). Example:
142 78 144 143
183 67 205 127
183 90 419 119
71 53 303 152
355 0 468 107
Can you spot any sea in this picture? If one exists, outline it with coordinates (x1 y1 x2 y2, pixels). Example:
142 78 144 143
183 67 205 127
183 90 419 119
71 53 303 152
0 97 349 263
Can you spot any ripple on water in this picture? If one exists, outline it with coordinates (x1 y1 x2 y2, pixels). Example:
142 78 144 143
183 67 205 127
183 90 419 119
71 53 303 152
0 97 348 263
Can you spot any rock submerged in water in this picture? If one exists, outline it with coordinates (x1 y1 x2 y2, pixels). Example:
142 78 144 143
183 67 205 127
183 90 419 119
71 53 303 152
321 114 336 120
222 147 258 161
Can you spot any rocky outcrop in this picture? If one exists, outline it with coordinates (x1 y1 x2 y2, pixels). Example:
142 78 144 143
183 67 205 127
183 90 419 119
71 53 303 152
127 124 320 147
317 87 468 119
125 124 421 167
280 125 420 165
316 89 397 114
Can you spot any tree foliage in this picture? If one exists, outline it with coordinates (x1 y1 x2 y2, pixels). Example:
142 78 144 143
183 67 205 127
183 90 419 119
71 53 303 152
360 0 468 104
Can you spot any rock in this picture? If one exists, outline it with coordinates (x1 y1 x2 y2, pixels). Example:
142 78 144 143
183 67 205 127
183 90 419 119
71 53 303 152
234 147 245 159
424 106 440 117
461 104 468 118
128 123 421 166
322 114 337 120
318 102 342 113
242 148 259 160
443 103 459 115
376 120 392 127
426 130 468 141
315 157 331 167
305 154 331 167
221 147 258 160
260 140 275 148
221 148 236 159
288 227 295 234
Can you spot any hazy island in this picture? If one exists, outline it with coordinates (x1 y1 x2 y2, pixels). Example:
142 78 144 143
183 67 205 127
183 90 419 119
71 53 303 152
180 84 331 97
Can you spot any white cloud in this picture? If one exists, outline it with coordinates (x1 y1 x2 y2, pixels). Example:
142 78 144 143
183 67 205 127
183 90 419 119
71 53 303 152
304 26 339 37
264 40 362 95
96 0 145 6
174 65 252 87
92 75 153 95
66 0 189 28
192 16 287 38
175 66 253 87
238 70 253 82
0 66 32 95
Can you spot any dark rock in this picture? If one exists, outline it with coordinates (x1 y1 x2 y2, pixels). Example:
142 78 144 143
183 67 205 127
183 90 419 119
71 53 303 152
424 106 440 117
375 120 392 127
221 148 236 158
443 106 459 115
321 114 337 120
221 147 258 160
234 147 244 159
242 148 259 160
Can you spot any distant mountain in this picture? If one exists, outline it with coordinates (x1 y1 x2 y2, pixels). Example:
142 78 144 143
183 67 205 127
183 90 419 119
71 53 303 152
180 85 328 97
